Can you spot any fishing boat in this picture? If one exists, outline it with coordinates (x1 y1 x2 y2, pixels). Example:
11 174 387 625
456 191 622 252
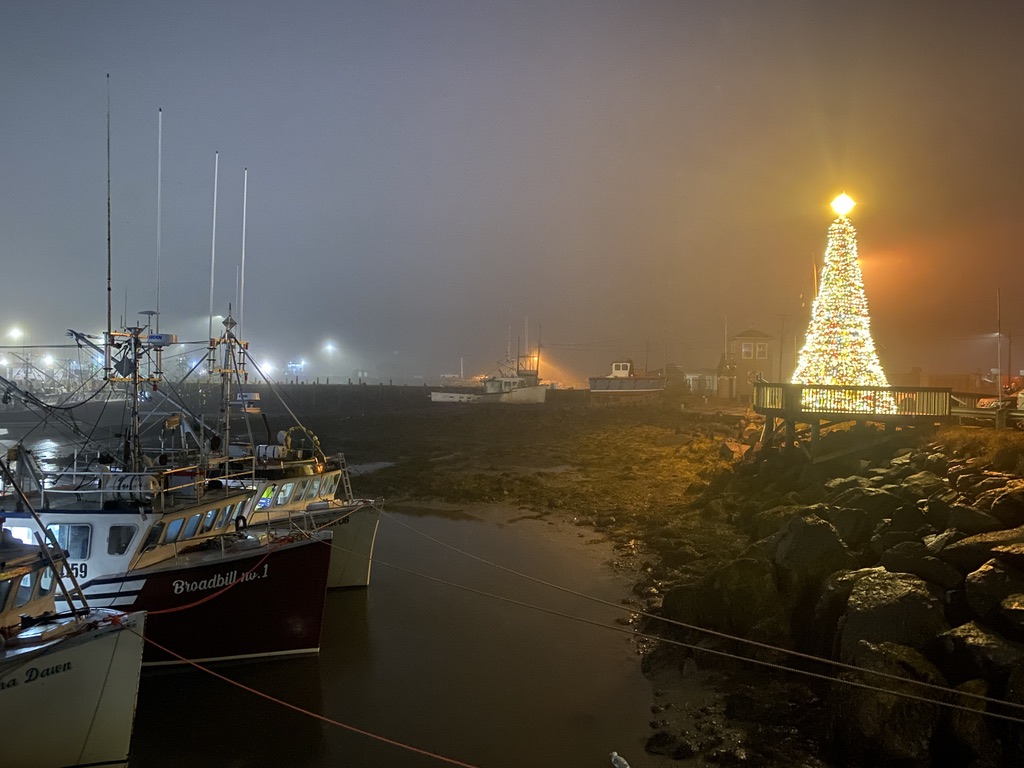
0 323 333 666
431 341 548 405
588 359 665 403
198 318 382 588
0 461 146 768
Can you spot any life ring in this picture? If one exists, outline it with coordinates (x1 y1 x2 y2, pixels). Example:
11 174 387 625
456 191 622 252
235 515 247 531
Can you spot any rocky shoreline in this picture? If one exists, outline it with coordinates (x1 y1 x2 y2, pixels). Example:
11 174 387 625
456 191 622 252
303 392 1024 767
619 421 1024 767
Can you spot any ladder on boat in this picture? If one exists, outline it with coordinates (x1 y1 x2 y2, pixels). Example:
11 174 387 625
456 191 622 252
338 453 355 502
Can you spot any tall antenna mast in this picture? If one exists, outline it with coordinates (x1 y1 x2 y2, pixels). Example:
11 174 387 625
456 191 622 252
239 167 247 341
155 108 163 333
207 151 219 343
105 74 112 378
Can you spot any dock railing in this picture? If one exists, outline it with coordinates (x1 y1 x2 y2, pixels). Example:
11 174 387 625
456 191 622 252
753 382 952 419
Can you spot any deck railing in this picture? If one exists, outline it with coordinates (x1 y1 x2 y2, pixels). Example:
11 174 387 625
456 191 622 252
753 382 952 418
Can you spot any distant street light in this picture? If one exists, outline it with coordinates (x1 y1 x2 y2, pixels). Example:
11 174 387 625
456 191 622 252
323 341 337 382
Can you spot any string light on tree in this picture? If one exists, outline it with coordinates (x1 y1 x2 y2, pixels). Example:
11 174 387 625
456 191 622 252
791 193 895 413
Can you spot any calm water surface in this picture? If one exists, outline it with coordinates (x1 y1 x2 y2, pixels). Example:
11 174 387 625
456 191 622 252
129 505 667 768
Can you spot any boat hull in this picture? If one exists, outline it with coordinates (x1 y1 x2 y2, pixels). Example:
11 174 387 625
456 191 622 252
323 505 380 588
65 536 331 665
0 611 146 768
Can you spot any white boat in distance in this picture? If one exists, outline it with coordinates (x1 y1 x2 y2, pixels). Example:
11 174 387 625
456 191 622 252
0 463 146 768
432 344 548 404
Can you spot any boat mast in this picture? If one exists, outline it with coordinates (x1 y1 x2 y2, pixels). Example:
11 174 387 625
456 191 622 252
155 108 163 333
207 151 219 349
104 74 113 380
239 168 247 341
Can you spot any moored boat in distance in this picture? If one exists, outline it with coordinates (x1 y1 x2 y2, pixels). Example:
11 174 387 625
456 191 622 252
0 463 146 768
589 359 665 404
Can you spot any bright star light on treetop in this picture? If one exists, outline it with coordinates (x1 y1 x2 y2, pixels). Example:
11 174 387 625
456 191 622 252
831 193 856 217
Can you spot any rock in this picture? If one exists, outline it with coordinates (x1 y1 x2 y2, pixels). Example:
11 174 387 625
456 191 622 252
890 504 929 532
940 678 1002 766
898 470 950 501
748 504 806 540
947 504 1004 536
661 556 789 640
923 528 967 555
938 621 1024 682
830 641 947 767
939 524 1024 573
988 482 1024 527
880 541 963 590
828 486 903 523
965 559 1024 639
823 506 874 549
992 542 1024 570
770 515 854 601
812 567 886 657
838 570 950 662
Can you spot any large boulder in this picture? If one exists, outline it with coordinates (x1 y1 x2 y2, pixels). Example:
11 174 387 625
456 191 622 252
812 567 886 657
939 678 1002 766
898 470 950 502
660 556 789 641
838 570 950 663
828 486 903 523
824 506 875 549
880 541 964 590
964 559 1024 640
937 621 1024 683
769 514 854 601
939 524 1024 573
947 504 1004 536
829 641 947 767
988 481 1024 527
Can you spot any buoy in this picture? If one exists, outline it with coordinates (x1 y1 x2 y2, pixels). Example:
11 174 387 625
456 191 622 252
610 752 630 768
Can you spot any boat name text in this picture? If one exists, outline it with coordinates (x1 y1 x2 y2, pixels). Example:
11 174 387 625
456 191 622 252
172 564 269 595
0 661 73 691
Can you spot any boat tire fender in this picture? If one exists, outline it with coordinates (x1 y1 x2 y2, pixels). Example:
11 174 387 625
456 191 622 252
235 515 247 531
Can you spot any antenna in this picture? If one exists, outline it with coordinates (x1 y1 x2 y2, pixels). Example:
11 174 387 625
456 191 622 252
239 167 247 341
208 151 219 343
155 108 162 333
105 74 112 378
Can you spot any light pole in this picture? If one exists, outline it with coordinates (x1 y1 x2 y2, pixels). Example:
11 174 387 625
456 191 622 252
324 341 336 383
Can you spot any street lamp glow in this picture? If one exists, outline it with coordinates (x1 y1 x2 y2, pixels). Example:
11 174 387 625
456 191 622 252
8 327 24 342
831 193 856 217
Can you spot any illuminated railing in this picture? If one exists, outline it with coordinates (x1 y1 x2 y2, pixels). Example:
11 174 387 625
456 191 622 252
753 383 951 418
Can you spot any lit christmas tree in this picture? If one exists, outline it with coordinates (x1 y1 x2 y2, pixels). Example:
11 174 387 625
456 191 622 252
792 193 894 412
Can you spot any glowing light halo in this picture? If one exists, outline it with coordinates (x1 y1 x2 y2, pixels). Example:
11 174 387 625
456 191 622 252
831 193 856 217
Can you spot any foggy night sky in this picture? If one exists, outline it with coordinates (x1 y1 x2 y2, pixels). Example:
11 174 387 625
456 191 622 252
2 1 1023 386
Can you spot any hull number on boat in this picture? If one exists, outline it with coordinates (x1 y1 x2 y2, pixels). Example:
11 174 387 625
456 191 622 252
1 661 73 691
172 564 269 595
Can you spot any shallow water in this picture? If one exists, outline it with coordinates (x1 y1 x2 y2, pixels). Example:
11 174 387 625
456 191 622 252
129 505 669 768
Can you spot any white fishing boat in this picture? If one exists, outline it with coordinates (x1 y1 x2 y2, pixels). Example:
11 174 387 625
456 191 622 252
0 462 146 768
431 338 548 405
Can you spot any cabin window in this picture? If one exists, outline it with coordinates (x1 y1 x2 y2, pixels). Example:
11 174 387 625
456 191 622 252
141 522 164 552
0 579 11 609
293 479 311 501
322 475 340 498
163 517 186 544
755 342 768 360
216 503 238 529
39 567 56 596
49 523 91 560
107 525 138 556
256 486 275 510
13 571 37 608
199 509 219 534
305 477 323 500
741 342 753 359
182 513 203 539
275 482 296 506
